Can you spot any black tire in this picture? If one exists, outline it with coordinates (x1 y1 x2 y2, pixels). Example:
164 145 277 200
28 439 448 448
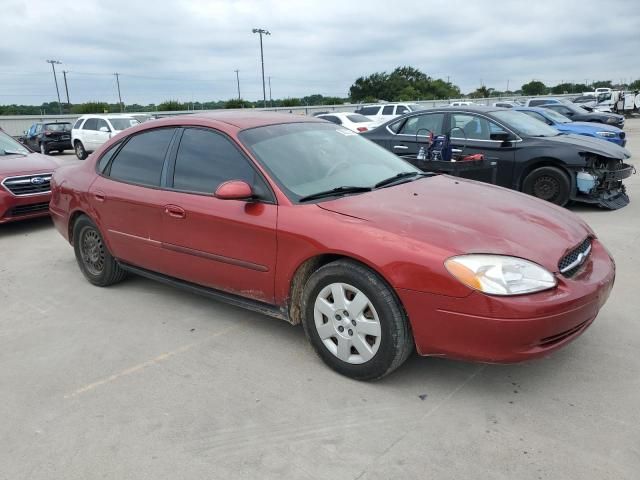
522 166 571 206
40 142 48 155
301 259 413 380
73 215 126 287
75 141 88 160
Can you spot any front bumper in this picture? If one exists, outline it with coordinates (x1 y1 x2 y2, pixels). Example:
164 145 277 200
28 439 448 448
398 239 615 362
0 189 51 224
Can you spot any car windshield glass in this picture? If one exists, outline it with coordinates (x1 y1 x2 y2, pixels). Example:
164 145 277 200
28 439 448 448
492 110 560 137
108 118 139 130
0 131 29 155
45 123 71 132
239 123 421 202
346 114 371 123
540 109 572 124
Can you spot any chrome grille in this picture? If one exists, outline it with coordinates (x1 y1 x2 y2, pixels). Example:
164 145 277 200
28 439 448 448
558 238 592 277
2 173 52 196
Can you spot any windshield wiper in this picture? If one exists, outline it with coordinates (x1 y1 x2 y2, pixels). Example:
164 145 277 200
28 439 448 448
0 150 27 156
374 172 432 189
299 186 372 202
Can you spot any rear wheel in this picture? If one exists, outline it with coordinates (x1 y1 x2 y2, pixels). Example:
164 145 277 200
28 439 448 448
301 260 413 380
75 141 88 160
522 166 571 206
73 216 126 286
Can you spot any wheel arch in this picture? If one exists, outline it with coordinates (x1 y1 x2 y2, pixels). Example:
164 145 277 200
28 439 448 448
68 209 90 246
517 157 574 191
286 253 407 326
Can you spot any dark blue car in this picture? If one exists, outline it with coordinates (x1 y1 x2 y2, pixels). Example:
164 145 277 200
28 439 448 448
515 107 626 147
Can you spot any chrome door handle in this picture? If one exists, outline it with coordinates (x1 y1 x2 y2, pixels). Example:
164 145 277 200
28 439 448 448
393 145 409 150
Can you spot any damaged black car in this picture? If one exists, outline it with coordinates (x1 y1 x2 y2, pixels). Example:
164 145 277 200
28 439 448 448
362 106 633 209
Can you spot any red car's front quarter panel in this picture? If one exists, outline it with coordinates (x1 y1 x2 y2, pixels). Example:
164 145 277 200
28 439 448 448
397 239 615 361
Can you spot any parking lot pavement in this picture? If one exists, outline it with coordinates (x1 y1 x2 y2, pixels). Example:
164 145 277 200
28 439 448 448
2 123 640 480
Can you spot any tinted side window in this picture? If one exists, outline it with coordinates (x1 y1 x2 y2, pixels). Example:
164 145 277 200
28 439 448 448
382 105 394 115
359 106 380 116
451 114 491 140
396 105 409 114
73 119 84 129
97 142 122 173
400 113 445 136
83 118 98 130
173 129 259 195
34 124 43 134
96 119 110 131
108 128 175 187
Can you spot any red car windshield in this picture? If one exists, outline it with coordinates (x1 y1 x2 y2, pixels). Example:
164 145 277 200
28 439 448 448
239 122 420 201
0 131 29 156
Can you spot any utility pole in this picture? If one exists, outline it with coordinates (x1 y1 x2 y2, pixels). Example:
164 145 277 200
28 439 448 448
268 76 272 107
46 60 63 115
234 69 241 100
506 80 509 93
62 70 71 110
114 73 124 112
252 28 271 108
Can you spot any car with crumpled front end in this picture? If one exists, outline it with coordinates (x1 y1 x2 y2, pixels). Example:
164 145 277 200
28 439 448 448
0 129 57 223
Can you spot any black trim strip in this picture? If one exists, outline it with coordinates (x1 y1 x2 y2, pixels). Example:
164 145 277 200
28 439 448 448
161 242 269 272
119 263 287 320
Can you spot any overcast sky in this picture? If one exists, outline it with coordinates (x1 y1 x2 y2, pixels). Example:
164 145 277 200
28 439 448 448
1 0 639 105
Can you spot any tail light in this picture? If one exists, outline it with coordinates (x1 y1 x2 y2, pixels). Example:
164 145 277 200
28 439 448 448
357 127 368 132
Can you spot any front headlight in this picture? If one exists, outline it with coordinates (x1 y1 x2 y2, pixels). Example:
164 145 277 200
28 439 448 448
445 254 557 296
605 117 618 124
596 131 616 138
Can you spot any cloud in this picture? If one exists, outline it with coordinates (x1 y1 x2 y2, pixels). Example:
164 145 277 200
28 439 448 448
1 0 638 105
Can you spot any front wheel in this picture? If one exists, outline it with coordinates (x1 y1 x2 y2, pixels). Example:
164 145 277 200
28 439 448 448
301 260 413 380
75 141 88 160
522 166 571 206
73 216 126 286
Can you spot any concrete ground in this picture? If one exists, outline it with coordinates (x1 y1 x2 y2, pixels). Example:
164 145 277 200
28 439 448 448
2 122 639 480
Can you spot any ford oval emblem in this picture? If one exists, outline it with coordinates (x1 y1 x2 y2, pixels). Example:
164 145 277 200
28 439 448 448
30 177 46 185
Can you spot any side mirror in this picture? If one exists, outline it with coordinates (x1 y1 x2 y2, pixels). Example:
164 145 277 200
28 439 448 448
215 180 253 200
490 132 513 142
99 126 110 133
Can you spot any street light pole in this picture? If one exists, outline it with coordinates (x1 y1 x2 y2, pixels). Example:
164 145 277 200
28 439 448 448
114 72 124 112
62 70 71 109
234 69 241 100
46 60 63 115
252 28 271 108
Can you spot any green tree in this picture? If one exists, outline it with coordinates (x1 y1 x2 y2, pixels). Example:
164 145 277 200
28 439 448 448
629 79 640 90
281 98 302 107
71 102 110 114
224 98 252 109
157 100 187 111
591 80 612 89
521 80 548 96
469 86 491 98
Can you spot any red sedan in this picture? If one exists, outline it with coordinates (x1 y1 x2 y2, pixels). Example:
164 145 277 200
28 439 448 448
50 112 615 380
1 130 57 223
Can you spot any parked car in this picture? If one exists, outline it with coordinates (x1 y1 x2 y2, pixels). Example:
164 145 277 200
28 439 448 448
316 112 379 132
493 101 521 108
50 112 615 380
354 103 424 123
515 107 626 146
448 101 479 107
523 97 569 107
540 103 624 129
362 106 632 209
71 114 139 159
0 129 58 223
23 121 72 155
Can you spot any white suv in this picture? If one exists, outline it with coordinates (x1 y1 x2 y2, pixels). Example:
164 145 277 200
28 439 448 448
71 114 139 159
354 103 424 123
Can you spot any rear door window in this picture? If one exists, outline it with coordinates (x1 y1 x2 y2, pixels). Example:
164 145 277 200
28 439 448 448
96 119 110 132
382 105 394 115
83 118 98 130
359 106 381 116
107 128 175 187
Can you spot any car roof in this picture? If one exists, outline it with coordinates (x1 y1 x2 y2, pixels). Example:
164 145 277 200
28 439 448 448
121 111 322 134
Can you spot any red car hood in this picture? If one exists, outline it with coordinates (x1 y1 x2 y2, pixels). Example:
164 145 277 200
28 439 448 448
317 176 592 273
0 153 60 178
